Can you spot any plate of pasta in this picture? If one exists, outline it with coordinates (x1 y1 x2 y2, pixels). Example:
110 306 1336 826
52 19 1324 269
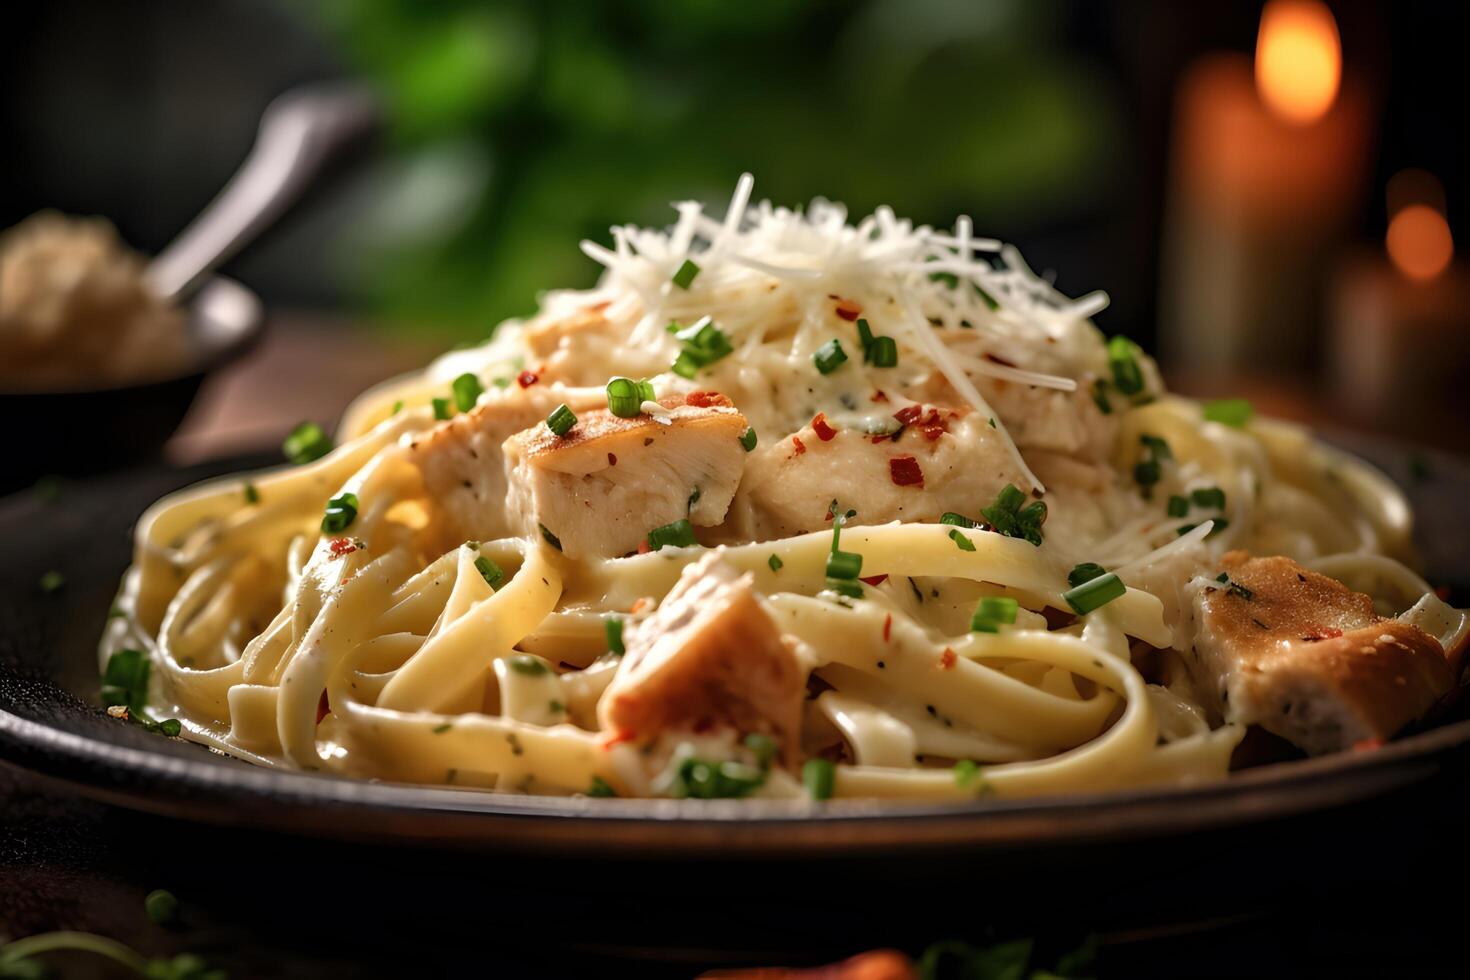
3 175 1469 855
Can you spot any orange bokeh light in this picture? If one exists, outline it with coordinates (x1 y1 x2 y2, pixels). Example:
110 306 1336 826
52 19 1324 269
1255 0 1341 125
1387 205 1454 283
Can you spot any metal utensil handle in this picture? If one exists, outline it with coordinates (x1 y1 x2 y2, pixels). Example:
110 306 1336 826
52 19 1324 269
147 83 380 302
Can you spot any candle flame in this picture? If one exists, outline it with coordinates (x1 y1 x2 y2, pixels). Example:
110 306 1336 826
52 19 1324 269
1387 204 1454 283
1255 0 1341 125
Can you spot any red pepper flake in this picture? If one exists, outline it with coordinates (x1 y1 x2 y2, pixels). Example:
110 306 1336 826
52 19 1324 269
984 351 1019 368
792 436 807 456
871 390 889 403
812 412 838 441
861 574 889 587
918 409 950 441
630 597 651 614
599 730 636 751
315 690 330 724
686 390 732 408
893 404 923 426
1302 626 1344 642
870 435 890 445
1352 737 1384 753
882 613 893 642
889 455 924 487
607 453 618 466
938 648 957 670
328 537 358 558
516 370 539 388
637 540 651 555
834 298 862 321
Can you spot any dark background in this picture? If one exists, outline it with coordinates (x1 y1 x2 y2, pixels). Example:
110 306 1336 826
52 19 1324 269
2 1 1464 350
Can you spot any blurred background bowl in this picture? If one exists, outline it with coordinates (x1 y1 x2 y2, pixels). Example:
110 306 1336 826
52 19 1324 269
0 276 261 495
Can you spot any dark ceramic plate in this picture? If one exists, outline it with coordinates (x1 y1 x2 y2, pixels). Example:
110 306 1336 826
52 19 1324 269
3 439 1470 945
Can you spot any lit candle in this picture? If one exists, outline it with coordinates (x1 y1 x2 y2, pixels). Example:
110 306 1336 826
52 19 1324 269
1160 0 1370 377
1329 173 1469 439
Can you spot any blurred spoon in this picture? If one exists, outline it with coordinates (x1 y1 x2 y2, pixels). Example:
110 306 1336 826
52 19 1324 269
147 83 380 302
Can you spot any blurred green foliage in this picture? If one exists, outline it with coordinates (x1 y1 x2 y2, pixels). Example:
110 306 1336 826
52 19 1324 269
313 0 1116 337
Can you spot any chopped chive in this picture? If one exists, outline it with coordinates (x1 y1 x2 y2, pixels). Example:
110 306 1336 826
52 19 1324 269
647 518 696 551
390 399 404 415
972 595 1019 633
826 577 864 598
153 718 182 737
1202 398 1253 428
672 258 701 290
474 555 504 588
803 758 836 800
320 492 359 534
243 482 260 505
1107 335 1145 396
744 733 778 769
674 758 766 799
740 427 757 452
545 403 577 437
588 776 618 798
1167 495 1189 518
1134 459 1160 487
988 417 997 428
452 373 484 413
980 484 1045 546
605 617 625 656
282 421 332 464
1062 572 1125 615
867 336 898 368
1191 486 1226 510
432 722 453 734
856 318 875 350
768 554 784 572
940 512 979 529
813 338 848 375
1209 518 1230 535
144 889 178 925
539 523 563 551
948 529 977 552
507 654 550 676
1140 434 1173 461
431 397 452 420
670 317 733 377
1092 379 1113 415
826 550 863 581
493 377 511 389
606 377 645 417
1067 562 1108 588
954 759 982 788
38 570 65 594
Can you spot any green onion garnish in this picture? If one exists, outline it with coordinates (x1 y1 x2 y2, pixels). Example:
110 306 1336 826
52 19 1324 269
390 399 404 415
606 377 648 417
1140 434 1172 460
605 617 625 656
144 890 178 926
868 336 898 368
813 338 848 375
674 758 767 799
1107 335 1145 396
546 403 577 437
539 523 563 551
670 317 734 378
1062 572 1125 615
474 555 504 588
740 427 757 452
768 554 783 572
826 577 864 598
37 570 64 594
1167 495 1189 518
948 529 977 552
803 758 836 801
508 655 550 676
1191 486 1226 510
744 733 778 769
101 648 150 714
243 482 260 505
971 595 1019 633
588 776 618 797
431 397 452 420
940 512 979 528
672 258 701 290
282 421 332 464
953 759 982 788
980 484 1046 546
1134 458 1161 487
1067 562 1108 588
452 372 484 413
1092 379 1113 415
647 518 696 551
1202 398 1253 428
856 318 875 350
320 492 359 534
826 550 863 581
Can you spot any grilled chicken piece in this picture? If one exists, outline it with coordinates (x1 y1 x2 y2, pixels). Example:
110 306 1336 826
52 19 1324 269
503 393 748 559
409 383 575 545
730 404 1030 539
599 551 806 764
1190 551 1454 755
